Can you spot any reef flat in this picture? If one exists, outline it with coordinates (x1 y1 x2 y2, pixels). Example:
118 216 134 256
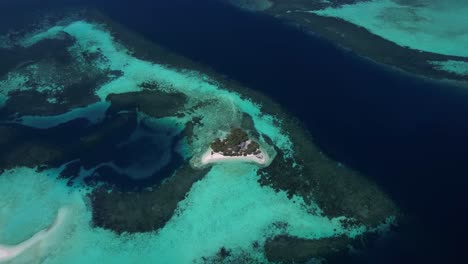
0 9 398 263
225 0 468 83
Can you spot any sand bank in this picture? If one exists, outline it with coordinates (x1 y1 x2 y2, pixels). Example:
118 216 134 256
0 207 68 263
201 148 268 165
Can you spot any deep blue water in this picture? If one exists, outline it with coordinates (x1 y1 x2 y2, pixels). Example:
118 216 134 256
2 0 468 263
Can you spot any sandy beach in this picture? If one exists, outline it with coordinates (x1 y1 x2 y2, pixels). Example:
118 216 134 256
0 207 68 263
201 148 268 165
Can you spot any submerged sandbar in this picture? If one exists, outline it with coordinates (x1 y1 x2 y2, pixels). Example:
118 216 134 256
0 207 67 263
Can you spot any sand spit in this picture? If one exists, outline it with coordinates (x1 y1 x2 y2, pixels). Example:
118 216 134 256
0 207 68 263
201 148 269 165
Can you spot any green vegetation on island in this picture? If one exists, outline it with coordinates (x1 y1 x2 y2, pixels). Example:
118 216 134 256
210 128 261 156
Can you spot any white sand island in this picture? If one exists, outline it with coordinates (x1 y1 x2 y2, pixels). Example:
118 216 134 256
200 128 269 165
201 147 268 165
0 207 68 263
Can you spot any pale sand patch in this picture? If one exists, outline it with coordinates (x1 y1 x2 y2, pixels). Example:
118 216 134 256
0 207 68 263
201 148 269 165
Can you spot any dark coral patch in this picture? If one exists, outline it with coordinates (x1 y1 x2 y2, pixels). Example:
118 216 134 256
84 149 184 191
0 33 113 119
78 112 138 168
89 163 211 234
258 130 399 228
182 116 203 145
0 120 82 169
59 160 82 186
0 80 99 118
257 125 399 261
0 32 75 77
0 111 137 170
264 235 351 263
106 90 187 118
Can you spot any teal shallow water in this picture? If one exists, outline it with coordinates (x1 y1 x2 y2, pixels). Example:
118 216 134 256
0 13 397 263
310 0 468 76
312 0 468 57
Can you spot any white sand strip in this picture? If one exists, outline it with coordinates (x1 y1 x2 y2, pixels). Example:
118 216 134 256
201 148 268 165
0 207 68 263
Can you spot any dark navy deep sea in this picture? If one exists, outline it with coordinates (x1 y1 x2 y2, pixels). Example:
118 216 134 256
1 0 468 263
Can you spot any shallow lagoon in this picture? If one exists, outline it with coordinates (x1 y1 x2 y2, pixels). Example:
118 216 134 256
227 0 468 82
0 9 398 263
2 0 468 263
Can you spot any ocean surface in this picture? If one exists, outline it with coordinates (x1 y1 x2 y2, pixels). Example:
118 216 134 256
1 0 468 263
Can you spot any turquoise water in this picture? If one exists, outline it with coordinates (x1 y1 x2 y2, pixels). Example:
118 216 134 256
310 0 468 76
0 11 397 264
312 0 468 58
0 163 388 263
